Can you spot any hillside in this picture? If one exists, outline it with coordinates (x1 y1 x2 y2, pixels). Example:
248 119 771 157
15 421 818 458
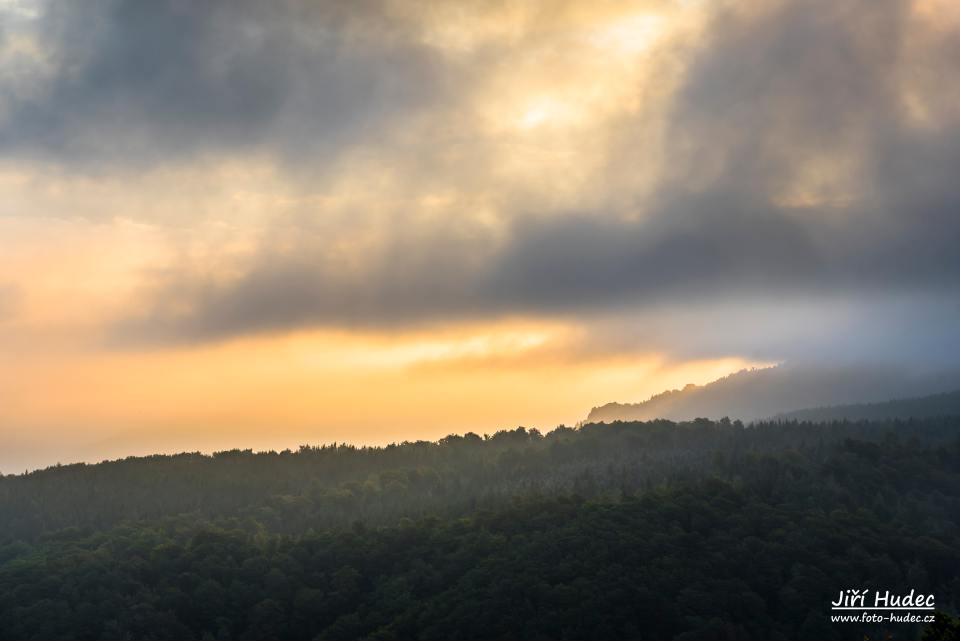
587 364 960 423
773 389 960 422
1 418 959 640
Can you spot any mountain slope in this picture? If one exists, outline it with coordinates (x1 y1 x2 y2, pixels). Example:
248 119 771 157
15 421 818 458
587 364 960 423
773 389 960 422
0 419 959 641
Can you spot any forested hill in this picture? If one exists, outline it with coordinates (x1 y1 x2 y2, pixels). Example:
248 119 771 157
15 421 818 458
587 365 960 423
1 417 957 541
773 390 960 422
1 418 959 641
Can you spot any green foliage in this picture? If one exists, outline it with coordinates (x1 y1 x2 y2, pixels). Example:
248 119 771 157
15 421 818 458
777 390 960 423
0 418 958 640
922 612 960 641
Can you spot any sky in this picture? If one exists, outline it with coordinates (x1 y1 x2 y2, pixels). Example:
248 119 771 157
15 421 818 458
1 0 959 472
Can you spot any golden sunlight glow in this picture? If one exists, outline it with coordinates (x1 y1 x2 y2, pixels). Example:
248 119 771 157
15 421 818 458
587 13 665 55
0 316 765 471
517 98 574 130
0 207 768 470
0 0 757 473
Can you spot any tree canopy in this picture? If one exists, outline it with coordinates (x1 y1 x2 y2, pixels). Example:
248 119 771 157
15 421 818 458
1 418 958 640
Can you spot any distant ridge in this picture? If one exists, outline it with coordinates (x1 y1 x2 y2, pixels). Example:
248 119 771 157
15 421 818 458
587 364 960 423
773 389 960 422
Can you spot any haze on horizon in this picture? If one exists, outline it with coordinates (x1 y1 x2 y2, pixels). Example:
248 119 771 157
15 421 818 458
1 0 959 473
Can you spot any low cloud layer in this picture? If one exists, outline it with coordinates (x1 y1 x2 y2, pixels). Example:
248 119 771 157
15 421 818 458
120 194 959 343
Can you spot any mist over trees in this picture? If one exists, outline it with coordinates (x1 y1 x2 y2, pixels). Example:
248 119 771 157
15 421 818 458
1 417 959 640
587 365 960 423
774 391 960 423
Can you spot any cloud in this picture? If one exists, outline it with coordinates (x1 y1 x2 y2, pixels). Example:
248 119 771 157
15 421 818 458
6 0 960 369
117 190 959 350
0 0 447 168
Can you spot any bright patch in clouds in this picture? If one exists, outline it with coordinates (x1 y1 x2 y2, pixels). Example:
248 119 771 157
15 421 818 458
588 13 666 55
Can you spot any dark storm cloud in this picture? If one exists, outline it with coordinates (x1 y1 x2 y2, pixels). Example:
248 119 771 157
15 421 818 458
121 224 496 342
665 0 903 189
0 0 444 166
90 0 960 346
661 0 960 262
118 190 959 344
